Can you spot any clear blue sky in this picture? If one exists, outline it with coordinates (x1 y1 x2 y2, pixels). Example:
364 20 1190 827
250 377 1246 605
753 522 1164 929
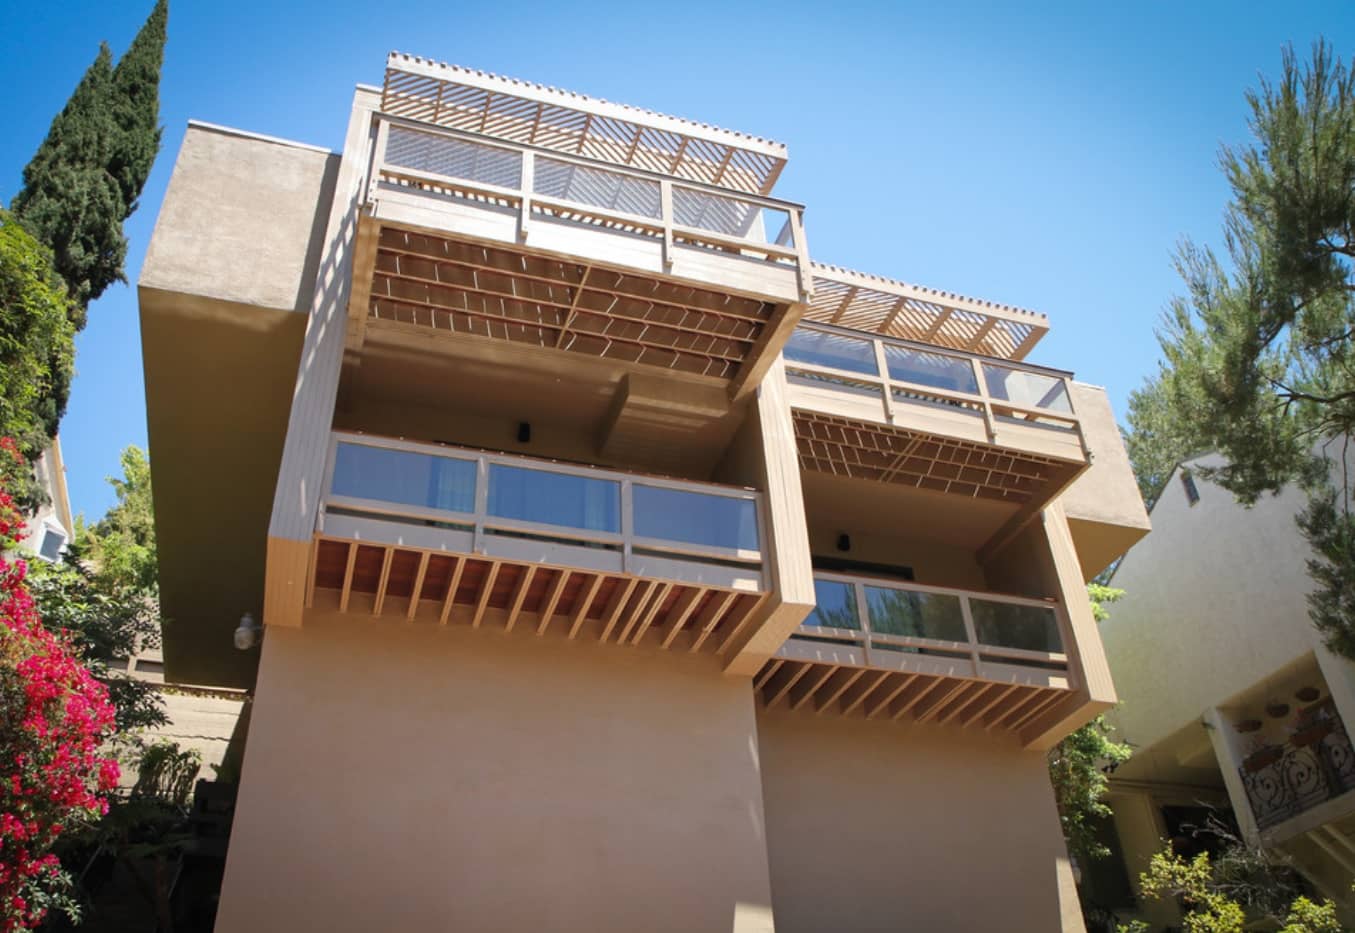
2 1 1352 519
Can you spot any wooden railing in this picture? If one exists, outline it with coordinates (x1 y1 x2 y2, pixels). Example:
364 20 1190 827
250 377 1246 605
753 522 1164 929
317 432 768 591
787 571 1072 686
783 322 1088 455
366 114 810 295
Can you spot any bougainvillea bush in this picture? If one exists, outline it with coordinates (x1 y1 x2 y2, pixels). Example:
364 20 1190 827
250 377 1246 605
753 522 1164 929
0 438 119 931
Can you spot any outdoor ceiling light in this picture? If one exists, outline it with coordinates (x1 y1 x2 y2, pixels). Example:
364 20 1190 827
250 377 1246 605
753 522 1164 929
234 612 262 651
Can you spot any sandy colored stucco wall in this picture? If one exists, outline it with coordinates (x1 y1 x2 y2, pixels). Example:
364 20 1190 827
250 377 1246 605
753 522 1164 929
216 611 776 933
1102 456 1317 753
757 708 1084 933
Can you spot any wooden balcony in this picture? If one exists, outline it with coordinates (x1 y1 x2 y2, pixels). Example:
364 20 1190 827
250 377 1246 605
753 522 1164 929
305 432 768 654
784 322 1090 521
755 573 1078 736
346 100 809 400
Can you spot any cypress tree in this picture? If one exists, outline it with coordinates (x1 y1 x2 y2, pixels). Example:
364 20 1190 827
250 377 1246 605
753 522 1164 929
10 1 168 328
10 45 124 327
110 0 167 216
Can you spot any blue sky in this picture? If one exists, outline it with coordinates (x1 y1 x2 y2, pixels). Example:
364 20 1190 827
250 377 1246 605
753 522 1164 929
2 1 1352 518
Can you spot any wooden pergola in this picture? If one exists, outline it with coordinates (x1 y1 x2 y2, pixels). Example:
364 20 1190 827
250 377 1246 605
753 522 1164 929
381 53 789 197
806 263 1050 361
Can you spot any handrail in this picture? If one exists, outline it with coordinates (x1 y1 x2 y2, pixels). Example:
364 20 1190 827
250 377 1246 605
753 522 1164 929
366 113 810 291
784 322 1088 454
792 571 1073 676
318 431 767 574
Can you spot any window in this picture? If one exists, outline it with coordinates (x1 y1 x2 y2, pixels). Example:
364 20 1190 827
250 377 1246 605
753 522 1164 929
37 528 65 562
1180 469 1201 506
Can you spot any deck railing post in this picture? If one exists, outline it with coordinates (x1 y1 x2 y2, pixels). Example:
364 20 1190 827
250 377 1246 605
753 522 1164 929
518 150 534 243
970 357 996 441
789 208 811 302
472 456 490 555
660 180 675 268
367 117 390 206
872 338 895 425
620 479 634 574
958 595 983 678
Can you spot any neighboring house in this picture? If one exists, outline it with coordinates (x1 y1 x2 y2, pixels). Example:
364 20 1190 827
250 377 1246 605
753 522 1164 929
18 437 73 563
1095 455 1355 929
136 53 1149 932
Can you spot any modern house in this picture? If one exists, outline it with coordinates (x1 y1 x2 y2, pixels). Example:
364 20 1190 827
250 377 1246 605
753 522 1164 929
137 53 1149 932
17 438 73 563
1094 456 1355 929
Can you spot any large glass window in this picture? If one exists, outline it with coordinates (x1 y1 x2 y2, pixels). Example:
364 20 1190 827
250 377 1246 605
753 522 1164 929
487 464 619 533
632 486 758 552
864 587 966 643
805 579 860 630
784 328 879 376
331 443 476 514
969 599 1062 653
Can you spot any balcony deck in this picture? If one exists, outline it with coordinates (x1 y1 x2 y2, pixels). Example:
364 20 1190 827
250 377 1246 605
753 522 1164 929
755 573 1077 737
346 57 810 400
784 322 1089 526
305 432 768 654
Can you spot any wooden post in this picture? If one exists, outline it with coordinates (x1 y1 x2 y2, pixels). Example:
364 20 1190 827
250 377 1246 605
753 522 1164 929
660 180 674 269
971 357 995 442
518 150 534 243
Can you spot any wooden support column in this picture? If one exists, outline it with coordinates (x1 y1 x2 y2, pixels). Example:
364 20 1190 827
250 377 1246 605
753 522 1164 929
722 357 816 677
1202 705 1263 847
264 87 379 629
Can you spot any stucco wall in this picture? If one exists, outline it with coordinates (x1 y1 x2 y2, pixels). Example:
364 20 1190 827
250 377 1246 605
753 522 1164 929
216 612 776 933
141 122 337 314
1102 456 1316 752
757 708 1084 933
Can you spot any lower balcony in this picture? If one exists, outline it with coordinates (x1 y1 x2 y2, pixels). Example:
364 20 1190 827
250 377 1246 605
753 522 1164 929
755 572 1077 735
306 432 768 653
1239 701 1355 833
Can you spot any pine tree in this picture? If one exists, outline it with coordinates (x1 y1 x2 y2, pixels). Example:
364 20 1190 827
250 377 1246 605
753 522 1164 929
109 0 167 217
10 45 124 326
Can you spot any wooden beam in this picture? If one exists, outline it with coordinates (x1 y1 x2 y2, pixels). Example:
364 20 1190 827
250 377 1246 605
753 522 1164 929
629 582 673 646
338 542 357 613
535 570 570 636
372 548 395 616
598 578 639 643
614 580 658 645
765 663 811 710
471 562 500 628
690 591 738 653
503 566 537 633
790 665 839 711
754 659 783 692
913 681 968 725
866 674 919 720
406 552 430 621
959 683 1019 728
439 556 466 625
814 667 866 714
659 587 704 649
889 677 947 721
839 670 890 716
567 574 605 639
304 538 321 610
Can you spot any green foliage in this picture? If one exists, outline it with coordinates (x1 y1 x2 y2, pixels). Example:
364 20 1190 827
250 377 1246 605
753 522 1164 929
1121 846 1343 933
86 445 158 595
1051 586 1131 863
10 2 167 320
0 212 74 474
132 740 200 808
24 547 166 735
1123 43 1355 659
9 45 124 321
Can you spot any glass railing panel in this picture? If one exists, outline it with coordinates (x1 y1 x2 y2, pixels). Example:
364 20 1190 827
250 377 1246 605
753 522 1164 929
533 156 662 220
969 599 1063 653
487 464 620 533
784 328 879 376
331 442 477 514
863 586 967 643
385 126 522 190
981 363 1072 414
632 485 759 552
672 186 770 242
883 344 979 395
804 579 861 630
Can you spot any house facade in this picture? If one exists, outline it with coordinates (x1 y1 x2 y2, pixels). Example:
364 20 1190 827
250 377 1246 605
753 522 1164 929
138 54 1149 932
1095 456 1355 929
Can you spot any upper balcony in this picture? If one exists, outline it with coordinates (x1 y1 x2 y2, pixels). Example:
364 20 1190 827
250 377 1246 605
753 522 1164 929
344 55 810 402
756 571 1077 738
306 431 769 654
783 320 1088 536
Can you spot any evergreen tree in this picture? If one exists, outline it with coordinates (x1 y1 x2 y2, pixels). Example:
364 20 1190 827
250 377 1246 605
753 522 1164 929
9 45 123 326
109 0 167 217
1125 42 1355 657
10 1 168 326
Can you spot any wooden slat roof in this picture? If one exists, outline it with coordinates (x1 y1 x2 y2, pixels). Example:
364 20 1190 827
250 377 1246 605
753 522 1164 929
382 53 788 197
806 263 1050 360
